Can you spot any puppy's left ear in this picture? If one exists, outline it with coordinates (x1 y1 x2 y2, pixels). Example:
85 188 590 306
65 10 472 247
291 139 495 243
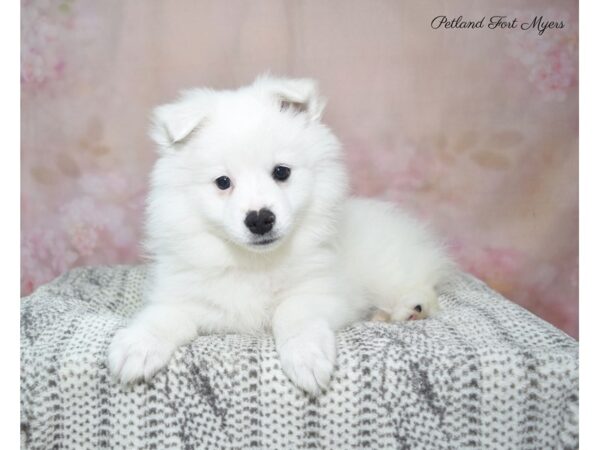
255 76 326 122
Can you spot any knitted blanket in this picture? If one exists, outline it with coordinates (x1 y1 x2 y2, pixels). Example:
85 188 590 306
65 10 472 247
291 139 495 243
20 265 578 449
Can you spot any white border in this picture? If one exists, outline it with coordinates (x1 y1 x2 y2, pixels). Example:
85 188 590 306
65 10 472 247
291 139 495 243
0 0 20 444
9 1 590 447
580 0 598 447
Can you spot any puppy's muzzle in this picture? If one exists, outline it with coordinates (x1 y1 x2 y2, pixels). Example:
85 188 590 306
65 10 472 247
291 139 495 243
245 208 276 235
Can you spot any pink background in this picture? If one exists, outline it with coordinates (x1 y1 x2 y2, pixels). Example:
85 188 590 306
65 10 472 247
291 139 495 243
21 0 578 337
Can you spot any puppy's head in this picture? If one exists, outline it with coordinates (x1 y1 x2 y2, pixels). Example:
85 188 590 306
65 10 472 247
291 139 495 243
148 75 348 253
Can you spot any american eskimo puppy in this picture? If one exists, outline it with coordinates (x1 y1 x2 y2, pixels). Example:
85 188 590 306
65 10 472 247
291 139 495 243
108 75 453 395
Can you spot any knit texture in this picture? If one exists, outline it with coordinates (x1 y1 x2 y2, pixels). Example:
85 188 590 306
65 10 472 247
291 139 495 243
20 265 578 449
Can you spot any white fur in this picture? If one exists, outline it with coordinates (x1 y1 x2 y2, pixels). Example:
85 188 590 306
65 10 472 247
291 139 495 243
108 75 454 395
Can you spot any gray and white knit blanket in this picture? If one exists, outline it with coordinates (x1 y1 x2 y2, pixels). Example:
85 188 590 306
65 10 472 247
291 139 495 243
20 265 578 449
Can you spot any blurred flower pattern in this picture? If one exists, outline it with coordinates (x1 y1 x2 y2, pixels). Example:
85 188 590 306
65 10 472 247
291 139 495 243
21 0 578 337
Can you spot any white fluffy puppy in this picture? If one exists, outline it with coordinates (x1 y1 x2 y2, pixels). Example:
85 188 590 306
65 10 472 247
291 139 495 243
109 75 453 395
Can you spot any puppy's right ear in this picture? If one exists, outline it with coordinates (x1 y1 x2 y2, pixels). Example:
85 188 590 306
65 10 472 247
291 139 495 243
149 89 213 152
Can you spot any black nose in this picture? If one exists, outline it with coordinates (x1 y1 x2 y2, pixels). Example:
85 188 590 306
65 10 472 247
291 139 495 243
245 208 276 235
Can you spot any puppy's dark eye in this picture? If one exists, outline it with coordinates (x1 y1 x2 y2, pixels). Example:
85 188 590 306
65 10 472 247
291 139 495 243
272 165 291 182
215 176 231 190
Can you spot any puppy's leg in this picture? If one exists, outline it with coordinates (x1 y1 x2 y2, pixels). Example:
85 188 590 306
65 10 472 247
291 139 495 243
368 286 440 322
272 281 359 396
108 301 200 384
340 198 453 323
389 285 440 321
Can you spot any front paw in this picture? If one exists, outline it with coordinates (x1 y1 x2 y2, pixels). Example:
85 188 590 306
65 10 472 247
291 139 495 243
277 321 336 396
108 326 174 384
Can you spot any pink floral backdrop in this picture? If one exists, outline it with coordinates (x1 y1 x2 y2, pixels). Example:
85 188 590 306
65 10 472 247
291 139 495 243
21 0 578 337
